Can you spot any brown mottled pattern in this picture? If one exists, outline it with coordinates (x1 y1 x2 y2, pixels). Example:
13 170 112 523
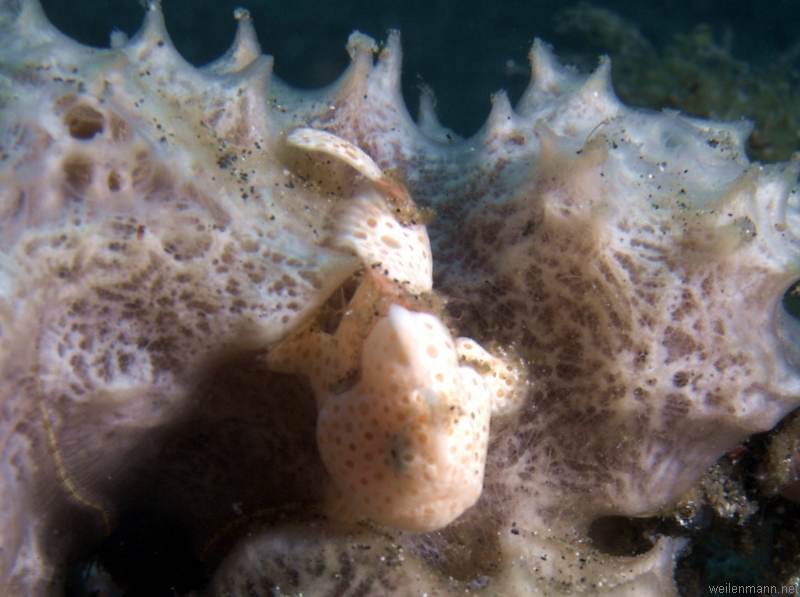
431 135 798 524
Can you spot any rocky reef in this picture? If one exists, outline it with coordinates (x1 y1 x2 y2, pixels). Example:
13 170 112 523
1 0 800 594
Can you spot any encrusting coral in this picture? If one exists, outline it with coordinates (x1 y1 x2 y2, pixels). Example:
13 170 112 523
1 0 800 594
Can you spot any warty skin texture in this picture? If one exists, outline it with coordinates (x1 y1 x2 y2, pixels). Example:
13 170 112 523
1 0 800 594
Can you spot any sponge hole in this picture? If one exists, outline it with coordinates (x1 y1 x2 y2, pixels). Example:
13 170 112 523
782 280 800 320
586 515 658 557
64 104 105 139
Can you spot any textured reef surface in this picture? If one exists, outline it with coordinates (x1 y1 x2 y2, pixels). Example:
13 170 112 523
2 0 800 595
